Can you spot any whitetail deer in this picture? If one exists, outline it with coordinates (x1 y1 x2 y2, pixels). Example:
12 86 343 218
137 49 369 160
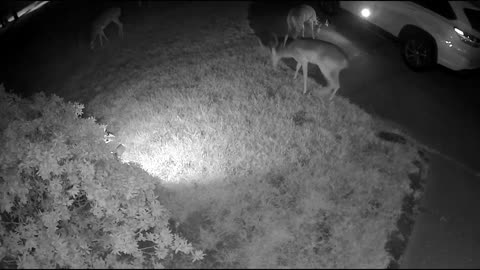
283 4 320 47
90 7 124 50
269 33 349 101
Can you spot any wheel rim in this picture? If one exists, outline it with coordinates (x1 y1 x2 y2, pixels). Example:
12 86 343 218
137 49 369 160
404 39 430 68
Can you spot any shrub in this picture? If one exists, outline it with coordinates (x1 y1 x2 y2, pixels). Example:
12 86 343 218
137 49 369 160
0 85 203 268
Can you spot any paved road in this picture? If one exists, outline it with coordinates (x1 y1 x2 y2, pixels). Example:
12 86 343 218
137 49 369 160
248 2 480 268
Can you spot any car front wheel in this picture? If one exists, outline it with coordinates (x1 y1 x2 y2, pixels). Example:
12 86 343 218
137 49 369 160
401 34 436 71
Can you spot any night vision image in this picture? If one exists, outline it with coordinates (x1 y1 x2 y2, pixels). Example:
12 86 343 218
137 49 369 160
1 1 480 268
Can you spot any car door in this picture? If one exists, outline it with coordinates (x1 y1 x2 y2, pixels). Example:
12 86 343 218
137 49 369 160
369 1 419 36
340 1 426 37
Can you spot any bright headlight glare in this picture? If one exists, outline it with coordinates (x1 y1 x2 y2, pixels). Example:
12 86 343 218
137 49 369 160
454 27 464 36
454 27 480 48
361 8 371 18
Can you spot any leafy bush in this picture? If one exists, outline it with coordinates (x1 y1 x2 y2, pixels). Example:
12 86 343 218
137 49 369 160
0 85 203 268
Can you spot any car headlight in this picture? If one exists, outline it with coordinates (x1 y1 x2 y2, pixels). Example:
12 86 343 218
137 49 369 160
454 27 480 48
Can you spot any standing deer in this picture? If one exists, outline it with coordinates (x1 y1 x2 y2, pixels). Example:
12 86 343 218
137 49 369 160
90 7 124 50
269 33 349 101
283 4 319 47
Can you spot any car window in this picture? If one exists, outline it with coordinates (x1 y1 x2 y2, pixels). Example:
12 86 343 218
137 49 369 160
411 0 456 20
464 8 480 32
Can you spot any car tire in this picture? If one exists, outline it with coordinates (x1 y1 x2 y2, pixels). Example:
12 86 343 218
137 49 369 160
401 32 436 71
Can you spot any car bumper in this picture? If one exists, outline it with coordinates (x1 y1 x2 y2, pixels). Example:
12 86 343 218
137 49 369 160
438 39 480 71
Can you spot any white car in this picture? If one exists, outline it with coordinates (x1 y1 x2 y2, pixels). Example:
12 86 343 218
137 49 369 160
339 1 480 71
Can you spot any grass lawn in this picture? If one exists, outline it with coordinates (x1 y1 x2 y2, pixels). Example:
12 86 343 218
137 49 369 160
12 1 428 268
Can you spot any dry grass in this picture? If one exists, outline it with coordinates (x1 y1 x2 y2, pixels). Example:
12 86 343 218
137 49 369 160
49 2 425 268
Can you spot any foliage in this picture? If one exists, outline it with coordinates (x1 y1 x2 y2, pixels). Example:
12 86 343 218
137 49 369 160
0 85 203 268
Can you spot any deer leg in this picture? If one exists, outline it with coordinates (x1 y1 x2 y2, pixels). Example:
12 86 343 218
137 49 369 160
100 31 108 47
315 64 330 96
294 62 302 79
113 19 124 38
302 61 308 94
101 31 109 41
257 37 264 49
319 66 336 99
115 22 123 38
329 70 341 101
311 20 315 39
90 36 96 50
284 17 293 47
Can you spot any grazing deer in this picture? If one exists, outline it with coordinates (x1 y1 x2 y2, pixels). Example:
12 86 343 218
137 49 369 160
90 7 124 50
283 4 319 47
269 33 349 101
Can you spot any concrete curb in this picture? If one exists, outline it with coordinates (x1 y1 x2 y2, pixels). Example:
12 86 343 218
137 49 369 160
375 131 429 269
